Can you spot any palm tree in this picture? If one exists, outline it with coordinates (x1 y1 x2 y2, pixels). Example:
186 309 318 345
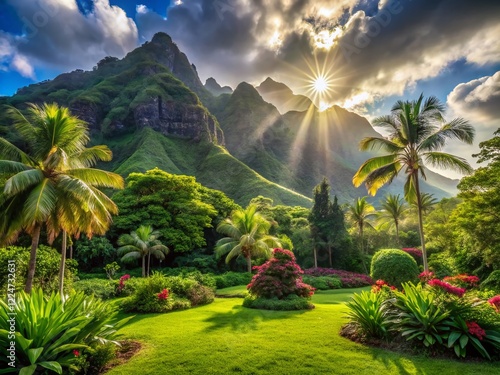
118 225 169 277
346 197 376 273
410 192 437 215
376 194 408 244
352 94 474 271
215 205 281 272
0 103 123 293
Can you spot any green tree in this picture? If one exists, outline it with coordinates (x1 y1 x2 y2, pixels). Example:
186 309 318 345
352 94 475 271
376 194 408 244
0 103 123 293
309 178 330 268
450 129 500 273
111 168 216 253
118 225 169 277
346 197 376 273
215 205 281 272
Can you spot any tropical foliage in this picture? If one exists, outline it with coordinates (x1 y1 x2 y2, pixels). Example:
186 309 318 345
353 94 475 271
0 289 131 374
0 103 123 292
118 226 169 277
215 205 281 272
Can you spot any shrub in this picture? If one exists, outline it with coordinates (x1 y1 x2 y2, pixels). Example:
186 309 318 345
243 294 314 311
121 273 172 313
0 289 131 374
186 285 215 306
104 262 120 280
370 249 419 288
302 276 342 290
0 245 76 296
482 270 500 292
247 249 315 300
214 272 253 289
345 290 390 338
74 236 116 272
389 282 451 348
74 279 117 300
303 268 373 287
428 252 459 279
402 247 423 264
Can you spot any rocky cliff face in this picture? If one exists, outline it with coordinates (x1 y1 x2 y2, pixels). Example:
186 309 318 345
134 97 224 144
205 77 233 96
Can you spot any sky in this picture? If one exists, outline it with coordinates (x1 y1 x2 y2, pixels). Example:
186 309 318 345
0 0 499 178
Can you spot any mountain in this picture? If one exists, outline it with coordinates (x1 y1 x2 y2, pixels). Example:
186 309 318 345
1 31 457 206
217 81 457 202
256 77 312 114
204 77 233 96
0 33 310 207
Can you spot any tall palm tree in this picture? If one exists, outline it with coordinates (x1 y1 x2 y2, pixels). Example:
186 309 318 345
215 205 281 272
0 103 123 293
376 194 408 244
118 225 169 277
410 192 437 215
346 197 376 273
352 94 474 271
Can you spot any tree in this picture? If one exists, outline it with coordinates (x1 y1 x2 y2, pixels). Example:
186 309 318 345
346 197 376 273
0 103 123 293
118 225 169 277
352 94 475 271
309 178 331 268
111 169 217 253
215 205 281 272
376 194 408 244
449 129 500 273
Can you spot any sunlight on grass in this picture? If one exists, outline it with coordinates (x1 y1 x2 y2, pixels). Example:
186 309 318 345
107 288 500 375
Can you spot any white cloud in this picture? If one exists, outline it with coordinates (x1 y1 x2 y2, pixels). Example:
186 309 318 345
10 54 35 78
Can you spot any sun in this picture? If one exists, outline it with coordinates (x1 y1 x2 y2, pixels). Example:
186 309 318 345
313 76 329 93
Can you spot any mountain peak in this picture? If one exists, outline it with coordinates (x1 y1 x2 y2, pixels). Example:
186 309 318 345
150 32 174 46
256 78 312 114
205 77 233 96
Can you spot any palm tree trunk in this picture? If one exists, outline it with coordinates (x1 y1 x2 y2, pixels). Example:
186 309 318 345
246 256 252 273
313 247 318 269
25 224 41 293
359 224 368 274
395 222 400 246
58 231 67 297
414 175 428 271
142 255 146 277
147 251 151 277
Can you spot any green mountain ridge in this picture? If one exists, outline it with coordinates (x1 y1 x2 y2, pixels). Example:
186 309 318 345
0 31 457 207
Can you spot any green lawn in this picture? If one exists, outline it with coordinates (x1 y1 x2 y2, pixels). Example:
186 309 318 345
107 287 500 375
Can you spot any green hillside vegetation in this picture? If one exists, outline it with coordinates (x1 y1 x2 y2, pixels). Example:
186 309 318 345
105 127 311 207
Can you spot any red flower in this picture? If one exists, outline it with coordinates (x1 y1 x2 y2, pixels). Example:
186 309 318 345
466 321 486 340
443 274 479 287
488 295 500 312
157 288 169 300
73 349 80 357
418 271 434 282
428 279 466 297
117 274 131 292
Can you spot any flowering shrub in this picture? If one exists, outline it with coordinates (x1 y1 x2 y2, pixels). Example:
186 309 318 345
488 295 500 312
418 271 434 283
157 288 169 300
247 249 315 300
371 279 396 293
402 247 423 262
428 279 466 298
466 321 486 340
444 274 480 288
117 274 131 293
303 268 373 287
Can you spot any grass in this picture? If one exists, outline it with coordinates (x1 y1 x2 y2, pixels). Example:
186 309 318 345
107 287 499 375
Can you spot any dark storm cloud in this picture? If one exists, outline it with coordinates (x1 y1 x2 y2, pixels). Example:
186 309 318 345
5 0 137 71
448 72 500 124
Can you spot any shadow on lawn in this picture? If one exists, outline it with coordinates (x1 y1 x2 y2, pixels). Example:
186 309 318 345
369 349 426 375
203 305 307 332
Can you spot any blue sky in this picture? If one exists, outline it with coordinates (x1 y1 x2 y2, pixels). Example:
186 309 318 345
0 0 499 177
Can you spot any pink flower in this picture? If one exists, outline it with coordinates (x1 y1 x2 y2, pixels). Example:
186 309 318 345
73 349 80 357
488 295 500 312
466 321 486 340
157 288 169 300
443 274 479 287
419 271 434 282
428 279 466 297
402 248 423 258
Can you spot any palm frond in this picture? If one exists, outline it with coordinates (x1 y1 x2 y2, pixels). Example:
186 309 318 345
66 168 124 189
364 162 401 196
353 155 398 187
22 178 57 224
423 152 474 174
359 137 403 153
0 137 34 165
3 169 43 196
225 244 243 263
72 145 113 167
